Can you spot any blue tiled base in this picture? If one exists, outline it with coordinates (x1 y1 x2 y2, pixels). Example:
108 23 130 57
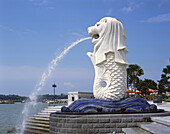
61 97 157 113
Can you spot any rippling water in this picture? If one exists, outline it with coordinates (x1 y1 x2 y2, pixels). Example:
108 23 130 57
0 102 48 134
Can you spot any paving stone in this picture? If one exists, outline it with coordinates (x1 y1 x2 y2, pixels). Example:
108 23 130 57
99 118 110 123
63 123 72 128
50 126 55 132
54 128 60 132
152 117 170 127
143 117 151 122
76 129 87 134
87 118 99 123
110 128 122 133
55 123 62 127
87 129 99 134
110 118 121 123
122 128 151 134
92 124 104 128
116 123 127 128
127 123 138 127
133 118 144 122
66 118 77 123
50 122 57 126
104 123 116 128
99 129 110 133
82 124 94 129
72 124 82 128
59 128 67 133
50 118 56 122
77 118 87 123
55 132 65 134
121 118 132 123
140 123 170 134
67 128 76 133
58 119 66 123
63 123 82 128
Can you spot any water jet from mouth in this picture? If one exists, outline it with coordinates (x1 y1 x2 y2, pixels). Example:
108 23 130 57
18 37 91 134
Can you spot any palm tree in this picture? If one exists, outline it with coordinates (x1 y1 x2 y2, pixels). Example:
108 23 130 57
158 65 170 94
136 79 157 97
127 64 144 96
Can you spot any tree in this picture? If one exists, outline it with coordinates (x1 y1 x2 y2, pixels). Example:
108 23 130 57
158 65 170 94
136 79 157 96
0 94 27 101
127 64 144 95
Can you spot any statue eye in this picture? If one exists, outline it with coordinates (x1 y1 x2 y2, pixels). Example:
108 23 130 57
96 24 100 26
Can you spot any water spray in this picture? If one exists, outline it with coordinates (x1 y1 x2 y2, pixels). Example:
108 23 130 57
19 37 91 133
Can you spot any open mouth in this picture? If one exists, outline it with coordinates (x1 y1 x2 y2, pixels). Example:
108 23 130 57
92 34 99 39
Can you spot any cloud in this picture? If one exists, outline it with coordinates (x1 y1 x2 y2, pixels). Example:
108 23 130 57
39 0 49 5
0 25 37 36
106 9 112 16
0 25 15 32
158 0 169 8
0 25 22 37
29 0 49 5
29 0 55 9
36 0 52 6
103 0 115 2
122 1 143 12
140 13 170 23
63 82 75 88
46 6 56 9
25 29 37 33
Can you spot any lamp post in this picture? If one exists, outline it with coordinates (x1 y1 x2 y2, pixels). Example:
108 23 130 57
52 83 57 106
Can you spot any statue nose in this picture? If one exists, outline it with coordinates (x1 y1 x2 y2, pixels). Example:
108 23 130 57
88 27 91 32
88 26 93 33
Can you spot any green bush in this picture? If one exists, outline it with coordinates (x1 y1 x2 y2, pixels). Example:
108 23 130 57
164 98 170 102
136 95 142 98
161 94 167 99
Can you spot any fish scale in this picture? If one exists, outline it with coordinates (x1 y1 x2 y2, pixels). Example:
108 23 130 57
95 53 127 100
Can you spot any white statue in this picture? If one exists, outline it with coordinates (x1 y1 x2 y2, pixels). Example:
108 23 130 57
87 17 128 101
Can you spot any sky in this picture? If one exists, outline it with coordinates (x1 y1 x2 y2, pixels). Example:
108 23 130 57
0 0 170 96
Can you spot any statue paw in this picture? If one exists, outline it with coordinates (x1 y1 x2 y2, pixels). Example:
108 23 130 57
87 52 94 64
87 52 93 57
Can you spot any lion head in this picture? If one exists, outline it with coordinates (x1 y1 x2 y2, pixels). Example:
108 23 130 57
88 17 128 65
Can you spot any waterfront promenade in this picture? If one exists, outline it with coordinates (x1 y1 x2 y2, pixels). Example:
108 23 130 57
149 101 170 125
122 101 170 134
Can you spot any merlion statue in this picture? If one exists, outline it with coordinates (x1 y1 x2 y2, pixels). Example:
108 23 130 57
62 17 157 113
87 17 128 101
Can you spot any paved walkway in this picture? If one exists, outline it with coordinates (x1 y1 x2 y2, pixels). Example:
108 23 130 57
148 101 170 125
150 101 170 111
123 101 170 134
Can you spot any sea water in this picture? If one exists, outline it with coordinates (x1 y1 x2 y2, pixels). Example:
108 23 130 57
0 103 47 134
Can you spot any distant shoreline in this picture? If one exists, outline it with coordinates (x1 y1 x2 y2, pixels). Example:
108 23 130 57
0 94 68 102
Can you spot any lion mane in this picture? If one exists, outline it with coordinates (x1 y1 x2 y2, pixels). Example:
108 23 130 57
88 17 128 65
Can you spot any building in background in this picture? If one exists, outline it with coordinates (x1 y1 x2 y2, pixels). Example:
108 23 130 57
68 92 94 105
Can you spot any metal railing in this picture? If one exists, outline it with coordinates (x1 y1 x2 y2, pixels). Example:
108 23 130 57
48 99 68 106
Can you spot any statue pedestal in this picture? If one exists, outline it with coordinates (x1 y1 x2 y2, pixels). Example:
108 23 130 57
50 110 168 134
